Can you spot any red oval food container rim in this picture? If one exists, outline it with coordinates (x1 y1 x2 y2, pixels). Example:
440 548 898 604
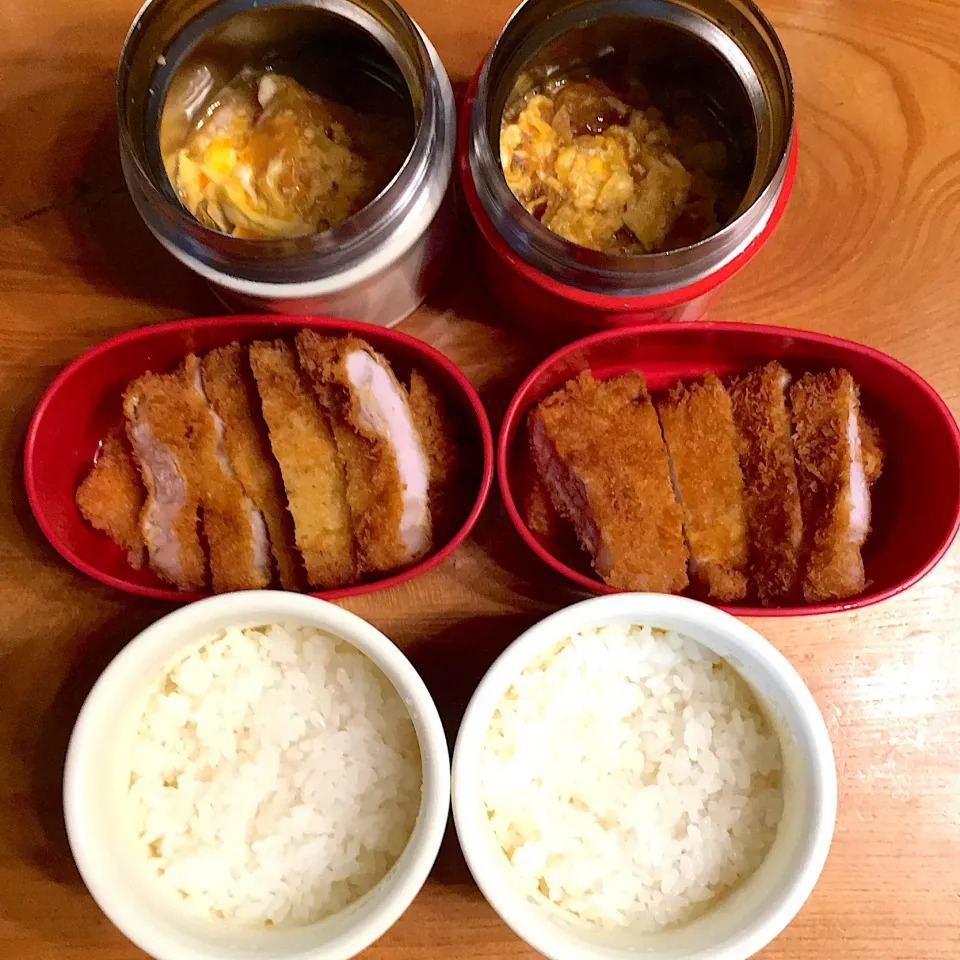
24 315 495 602
497 322 960 617
457 66 798 315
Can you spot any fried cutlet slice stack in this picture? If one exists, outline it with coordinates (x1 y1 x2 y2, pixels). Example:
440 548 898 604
249 340 356 588
295 331 431 573
657 374 749 601
75 428 146 569
76 333 466 594
530 370 689 593
729 362 805 605
202 344 304 590
124 364 208 591
791 369 873 603
125 356 272 592
186 355 273 592
524 360 884 606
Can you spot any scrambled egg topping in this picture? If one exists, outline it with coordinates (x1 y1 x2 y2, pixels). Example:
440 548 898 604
166 72 403 239
500 83 727 254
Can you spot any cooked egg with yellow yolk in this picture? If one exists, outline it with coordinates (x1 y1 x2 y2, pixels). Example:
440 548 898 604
165 71 405 240
499 81 727 255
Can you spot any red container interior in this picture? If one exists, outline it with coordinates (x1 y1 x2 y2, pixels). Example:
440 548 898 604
499 323 960 616
25 316 494 601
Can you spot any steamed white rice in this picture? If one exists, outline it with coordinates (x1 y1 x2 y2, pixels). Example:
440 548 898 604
481 623 783 930
127 623 422 927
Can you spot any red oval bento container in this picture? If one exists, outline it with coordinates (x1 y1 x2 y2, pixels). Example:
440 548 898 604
25 316 494 601
458 72 798 342
499 323 960 616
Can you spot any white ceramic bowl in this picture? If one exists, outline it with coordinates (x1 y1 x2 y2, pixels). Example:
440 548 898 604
64 592 450 960
452 594 836 960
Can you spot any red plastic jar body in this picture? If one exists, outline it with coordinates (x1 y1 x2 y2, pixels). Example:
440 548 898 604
459 69 797 341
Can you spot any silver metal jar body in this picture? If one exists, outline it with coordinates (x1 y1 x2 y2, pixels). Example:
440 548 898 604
118 0 456 326
468 0 794 296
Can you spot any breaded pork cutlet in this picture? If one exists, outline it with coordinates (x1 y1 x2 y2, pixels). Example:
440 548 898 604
860 411 885 484
729 362 804 605
295 331 431 572
530 371 689 593
249 340 356 588
124 365 208 590
202 344 304 590
408 368 460 533
656 374 749 601
126 355 271 592
791 369 878 603
524 474 562 540
75 428 146 568
186 355 272 592
408 369 458 493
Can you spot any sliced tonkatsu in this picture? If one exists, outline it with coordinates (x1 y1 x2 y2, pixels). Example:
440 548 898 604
125 355 271 592
295 331 431 573
859 410 885 485
656 374 749 601
530 370 689 593
124 363 208 591
729 362 804 605
791 369 878 603
523 473 562 540
186 355 272 592
75 428 146 569
408 367 462 536
407 368 459 497
202 344 304 590
249 340 356 588
75 330 466 595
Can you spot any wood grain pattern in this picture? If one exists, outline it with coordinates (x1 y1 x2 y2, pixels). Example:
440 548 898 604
1 0 959 957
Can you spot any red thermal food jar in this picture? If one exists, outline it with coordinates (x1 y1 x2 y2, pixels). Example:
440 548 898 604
459 0 797 341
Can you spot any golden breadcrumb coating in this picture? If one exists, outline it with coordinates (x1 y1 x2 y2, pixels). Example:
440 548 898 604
295 330 418 573
408 369 459 493
183 355 272 593
75 428 146 568
531 370 689 593
860 411 885 485
123 366 208 590
249 340 356 588
791 368 874 603
523 473 562 540
202 344 305 590
408 368 462 537
729 362 804 605
657 374 749 601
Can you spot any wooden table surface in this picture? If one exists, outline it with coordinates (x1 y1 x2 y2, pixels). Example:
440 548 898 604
2 0 959 957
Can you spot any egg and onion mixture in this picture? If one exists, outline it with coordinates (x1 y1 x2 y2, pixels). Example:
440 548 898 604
500 81 730 254
165 71 407 239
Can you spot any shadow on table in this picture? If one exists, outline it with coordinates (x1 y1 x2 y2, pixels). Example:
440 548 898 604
0 60 219 317
7 381 72 568
405 612 545 886
32 608 167 859
59 116 221 316
0 604 166 941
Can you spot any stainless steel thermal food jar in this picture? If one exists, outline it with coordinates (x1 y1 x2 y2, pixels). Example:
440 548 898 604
118 0 456 326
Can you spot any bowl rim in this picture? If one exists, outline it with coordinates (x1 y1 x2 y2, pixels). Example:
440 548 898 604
63 591 451 960
24 314 494 601
497 321 960 616
451 592 838 960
